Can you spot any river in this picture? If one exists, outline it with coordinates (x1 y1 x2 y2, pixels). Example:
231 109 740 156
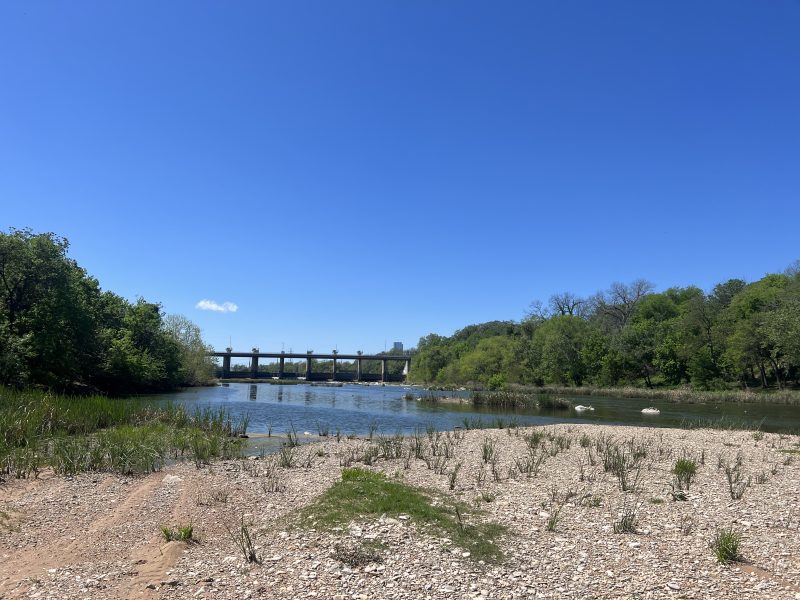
151 383 800 441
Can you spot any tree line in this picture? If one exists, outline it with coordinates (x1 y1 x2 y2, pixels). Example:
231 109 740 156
410 266 800 391
0 228 215 394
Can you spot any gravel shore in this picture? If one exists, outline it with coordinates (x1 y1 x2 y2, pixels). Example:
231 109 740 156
1 423 799 599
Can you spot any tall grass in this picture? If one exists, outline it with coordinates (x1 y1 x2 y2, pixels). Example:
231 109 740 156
471 391 572 411
472 391 537 409
509 384 800 405
1 388 246 478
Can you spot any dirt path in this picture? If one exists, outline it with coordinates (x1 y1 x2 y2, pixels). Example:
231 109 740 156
0 473 165 597
125 474 196 598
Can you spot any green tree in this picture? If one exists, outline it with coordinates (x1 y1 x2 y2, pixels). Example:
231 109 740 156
163 314 216 386
721 275 789 387
531 316 589 386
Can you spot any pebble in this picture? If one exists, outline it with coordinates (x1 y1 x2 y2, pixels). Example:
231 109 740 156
3 424 798 599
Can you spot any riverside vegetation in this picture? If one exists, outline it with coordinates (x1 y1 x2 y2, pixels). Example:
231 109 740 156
0 228 216 394
0 387 246 479
410 264 800 398
0 229 243 479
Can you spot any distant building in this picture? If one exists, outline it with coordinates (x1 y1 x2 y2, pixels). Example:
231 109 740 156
392 342 403 352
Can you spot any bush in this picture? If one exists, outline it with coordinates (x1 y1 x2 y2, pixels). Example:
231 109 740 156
487 373 507 391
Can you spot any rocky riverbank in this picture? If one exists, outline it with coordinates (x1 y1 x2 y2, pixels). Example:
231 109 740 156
1 424 799 599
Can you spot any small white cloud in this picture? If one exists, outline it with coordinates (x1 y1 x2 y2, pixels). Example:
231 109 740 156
195 299 238 313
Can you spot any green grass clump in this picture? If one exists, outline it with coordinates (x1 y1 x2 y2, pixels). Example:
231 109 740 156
710 527 741 564
672 457 698 492
299 467 506 562
161 523 194 542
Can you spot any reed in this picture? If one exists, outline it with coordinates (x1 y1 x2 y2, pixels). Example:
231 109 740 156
509 384 800 405
0 388 245 478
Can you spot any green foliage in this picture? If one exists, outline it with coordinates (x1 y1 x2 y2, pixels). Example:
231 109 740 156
0 228 214 393
161 523 194 542
487 373 507 391
672 457 698 493
408 268 800 393
0 387 244 478
299 468 506 562
532 316 590 386
710 527 741 564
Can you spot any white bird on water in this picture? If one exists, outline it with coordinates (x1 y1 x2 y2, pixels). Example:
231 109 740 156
641 407 660 415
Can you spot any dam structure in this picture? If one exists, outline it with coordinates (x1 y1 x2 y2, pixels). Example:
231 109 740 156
209 350 411 383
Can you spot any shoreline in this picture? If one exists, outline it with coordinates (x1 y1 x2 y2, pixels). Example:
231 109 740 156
2 423 799 598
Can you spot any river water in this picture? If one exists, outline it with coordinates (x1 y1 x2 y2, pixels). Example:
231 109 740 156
152 383 800 438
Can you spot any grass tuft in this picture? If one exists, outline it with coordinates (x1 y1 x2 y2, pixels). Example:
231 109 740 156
299 467 506 562
710 527 741 564
161 523 194 542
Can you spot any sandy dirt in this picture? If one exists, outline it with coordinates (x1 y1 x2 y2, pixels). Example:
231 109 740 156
1 423 799 599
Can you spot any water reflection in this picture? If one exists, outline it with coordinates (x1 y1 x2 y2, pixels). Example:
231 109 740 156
151 383 800 436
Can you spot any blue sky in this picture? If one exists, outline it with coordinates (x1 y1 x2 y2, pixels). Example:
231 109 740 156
2 1 798 354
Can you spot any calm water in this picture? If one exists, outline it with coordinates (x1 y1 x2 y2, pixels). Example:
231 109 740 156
151 383 800 437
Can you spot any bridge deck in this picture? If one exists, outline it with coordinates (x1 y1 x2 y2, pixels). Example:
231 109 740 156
209 352 409 361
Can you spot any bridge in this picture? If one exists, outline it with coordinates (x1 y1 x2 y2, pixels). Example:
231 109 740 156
209 351 411 383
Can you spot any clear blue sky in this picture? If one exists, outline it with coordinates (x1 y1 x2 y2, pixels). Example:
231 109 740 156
2 1 798 354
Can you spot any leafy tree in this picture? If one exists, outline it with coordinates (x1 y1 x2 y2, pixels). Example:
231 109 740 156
0 228 214 394
442 336 518 384
408 268 799 391
721 275 789 387
163 314 216 386
531 316 589 386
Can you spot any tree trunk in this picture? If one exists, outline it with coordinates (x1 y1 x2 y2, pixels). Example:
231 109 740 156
768 357 784 389
758 362 768 388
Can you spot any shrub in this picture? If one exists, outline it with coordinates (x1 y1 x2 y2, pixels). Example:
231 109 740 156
224 515 260 564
